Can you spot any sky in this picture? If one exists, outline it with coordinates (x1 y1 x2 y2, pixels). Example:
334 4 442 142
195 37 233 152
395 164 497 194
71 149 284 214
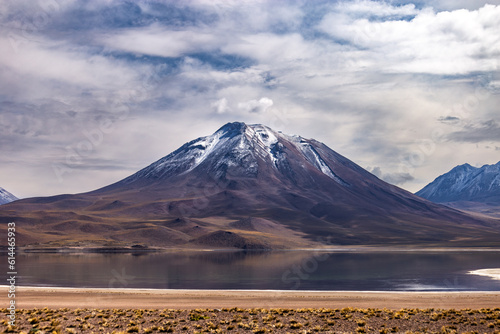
1 0 499 199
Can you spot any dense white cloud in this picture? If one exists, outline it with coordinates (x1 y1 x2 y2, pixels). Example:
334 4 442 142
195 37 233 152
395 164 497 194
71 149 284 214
319 3 500 75
238 97 274 114
0 0 499 198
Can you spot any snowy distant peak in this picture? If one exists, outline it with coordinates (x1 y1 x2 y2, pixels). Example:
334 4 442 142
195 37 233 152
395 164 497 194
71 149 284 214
0 187 18 205
416 161 500 203
450 163 476 173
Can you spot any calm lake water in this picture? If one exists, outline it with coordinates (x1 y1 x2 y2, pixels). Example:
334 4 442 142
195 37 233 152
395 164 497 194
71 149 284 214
3 250 500 291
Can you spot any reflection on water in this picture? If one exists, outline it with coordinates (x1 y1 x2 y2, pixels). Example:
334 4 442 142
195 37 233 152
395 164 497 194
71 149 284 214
2 251 500 291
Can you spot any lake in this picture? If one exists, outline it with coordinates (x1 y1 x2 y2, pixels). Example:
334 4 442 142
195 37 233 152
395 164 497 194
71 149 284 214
3 250 500 291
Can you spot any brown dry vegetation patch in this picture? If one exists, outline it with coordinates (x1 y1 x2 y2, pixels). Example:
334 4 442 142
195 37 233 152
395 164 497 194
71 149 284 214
2 307 500 334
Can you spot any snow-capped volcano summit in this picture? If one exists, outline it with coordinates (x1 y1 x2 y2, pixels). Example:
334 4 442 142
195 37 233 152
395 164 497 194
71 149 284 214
0 187 17 205
120 122 348 186
3 122 500 249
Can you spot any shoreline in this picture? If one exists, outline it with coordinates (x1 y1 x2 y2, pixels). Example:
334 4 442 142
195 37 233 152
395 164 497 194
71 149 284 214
4 246 500 254
3 286 500 310
3 285 500 293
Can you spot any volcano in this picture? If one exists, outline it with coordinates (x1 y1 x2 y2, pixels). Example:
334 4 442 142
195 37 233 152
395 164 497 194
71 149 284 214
2 122 500 249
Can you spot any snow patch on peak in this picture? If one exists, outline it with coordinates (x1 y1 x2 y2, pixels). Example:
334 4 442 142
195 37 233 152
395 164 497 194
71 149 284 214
243 124 279 165
249 124 279 147
296 141 349 186
182 132 223 174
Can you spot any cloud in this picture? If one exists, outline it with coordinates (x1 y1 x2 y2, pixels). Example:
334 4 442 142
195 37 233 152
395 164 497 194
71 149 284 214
0 0 499 197
211 98 229 114
448 120 500 143
367 166 415 185
221 32 319 67
238 97 274 114
335 1 418 18
426 0 497 11
383 172 416 185
438 116 460 123
99 25 220 58
318 3 500 75
368 166 383 178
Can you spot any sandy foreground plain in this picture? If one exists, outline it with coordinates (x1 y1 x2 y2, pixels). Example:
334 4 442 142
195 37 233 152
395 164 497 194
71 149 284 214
2 286 500 310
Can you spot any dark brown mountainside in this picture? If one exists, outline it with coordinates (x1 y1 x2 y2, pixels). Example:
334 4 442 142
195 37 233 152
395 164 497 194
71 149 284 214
2 122 500 249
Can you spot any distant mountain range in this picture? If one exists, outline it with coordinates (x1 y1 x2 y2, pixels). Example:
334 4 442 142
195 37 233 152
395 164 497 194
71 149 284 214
2 122 500 249
0 187 17 205
416 162 500 218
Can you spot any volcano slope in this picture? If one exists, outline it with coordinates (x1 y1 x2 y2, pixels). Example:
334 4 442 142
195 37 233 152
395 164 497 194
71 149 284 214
2 122 500 249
